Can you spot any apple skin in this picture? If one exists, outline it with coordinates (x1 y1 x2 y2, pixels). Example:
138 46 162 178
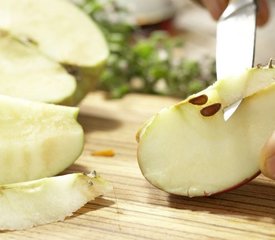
204 171 261 197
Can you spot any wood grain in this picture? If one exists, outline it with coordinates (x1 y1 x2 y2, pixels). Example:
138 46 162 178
1 91 275 240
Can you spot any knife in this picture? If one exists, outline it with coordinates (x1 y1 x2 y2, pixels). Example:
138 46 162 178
216 0 257 121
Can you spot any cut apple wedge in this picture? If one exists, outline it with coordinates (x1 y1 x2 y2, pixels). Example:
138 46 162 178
0 0 108 67
137 64 275 197
0 0 109 104
0 172 112 230
0 95 84 184
0 31 76 104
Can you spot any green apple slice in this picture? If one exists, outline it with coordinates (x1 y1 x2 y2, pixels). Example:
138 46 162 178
0 0 109 104
0 172 112 230
0 94 84 184
0 31 76 104
0 0 108 67
137 64 275 197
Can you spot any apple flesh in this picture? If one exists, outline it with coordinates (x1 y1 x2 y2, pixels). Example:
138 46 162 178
0 31 76 104
0 0 109 105
0 172 112 230
0 94 84 184
0 0 108 67
137 64 275 197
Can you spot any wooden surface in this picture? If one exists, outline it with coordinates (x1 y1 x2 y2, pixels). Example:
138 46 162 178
1 91 274 240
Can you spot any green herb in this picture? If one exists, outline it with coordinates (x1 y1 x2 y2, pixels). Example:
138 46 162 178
77 0 215 98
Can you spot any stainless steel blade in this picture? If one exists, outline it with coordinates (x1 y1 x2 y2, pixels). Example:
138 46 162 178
216 0 257 121
223 99 242 121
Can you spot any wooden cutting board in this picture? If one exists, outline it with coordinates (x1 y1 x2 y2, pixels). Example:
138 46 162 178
1 91 275 240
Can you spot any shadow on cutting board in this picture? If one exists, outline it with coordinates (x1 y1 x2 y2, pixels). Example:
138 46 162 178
68 197 115 220
78 114 122 134
167 176 275 222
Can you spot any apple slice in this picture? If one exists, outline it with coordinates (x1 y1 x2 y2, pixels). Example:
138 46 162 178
0 94 84 184
0 0 109 104
0 172 112 230
0 31 76 105
137 64 275 197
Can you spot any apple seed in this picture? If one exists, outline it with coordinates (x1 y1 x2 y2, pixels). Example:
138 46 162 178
200 103 221 117
189 94 208 105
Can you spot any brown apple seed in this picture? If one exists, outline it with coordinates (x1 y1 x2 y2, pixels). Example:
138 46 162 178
189 94 208 105
200 103 221 117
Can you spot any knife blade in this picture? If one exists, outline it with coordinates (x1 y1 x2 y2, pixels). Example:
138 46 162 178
216 0 257 121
